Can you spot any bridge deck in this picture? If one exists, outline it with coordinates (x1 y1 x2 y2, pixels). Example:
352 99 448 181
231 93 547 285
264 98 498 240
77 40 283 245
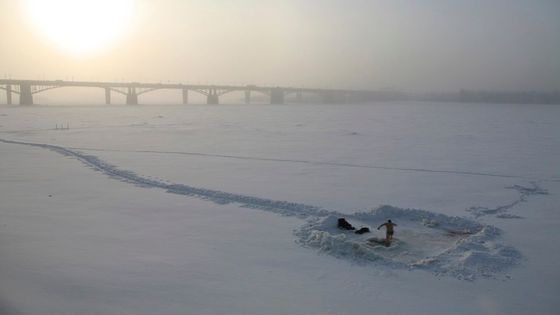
0 79 374 105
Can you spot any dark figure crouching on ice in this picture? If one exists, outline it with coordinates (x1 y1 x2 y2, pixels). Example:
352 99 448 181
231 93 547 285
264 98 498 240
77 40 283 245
377 219 397 242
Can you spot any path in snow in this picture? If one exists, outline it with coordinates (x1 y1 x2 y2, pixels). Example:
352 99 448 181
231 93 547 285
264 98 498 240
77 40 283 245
0 138 329 218
0 138 526 280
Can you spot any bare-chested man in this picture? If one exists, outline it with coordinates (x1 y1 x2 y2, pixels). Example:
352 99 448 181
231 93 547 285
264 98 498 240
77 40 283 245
377 219 397 242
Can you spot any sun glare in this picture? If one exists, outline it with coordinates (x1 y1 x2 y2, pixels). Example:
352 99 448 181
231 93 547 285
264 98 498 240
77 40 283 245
22 0 135 56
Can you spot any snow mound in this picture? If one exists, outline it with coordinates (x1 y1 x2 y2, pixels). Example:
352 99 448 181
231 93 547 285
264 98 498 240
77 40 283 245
296 205 521 280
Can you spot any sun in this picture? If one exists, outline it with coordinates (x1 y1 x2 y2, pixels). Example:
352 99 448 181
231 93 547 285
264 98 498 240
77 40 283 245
22 0 135 56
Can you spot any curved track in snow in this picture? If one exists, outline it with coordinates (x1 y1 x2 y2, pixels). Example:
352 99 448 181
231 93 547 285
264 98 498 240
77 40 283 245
0 138 330 218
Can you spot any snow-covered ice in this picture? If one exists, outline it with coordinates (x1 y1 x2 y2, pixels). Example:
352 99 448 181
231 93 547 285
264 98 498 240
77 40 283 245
0 137 522 280
1 102 559 314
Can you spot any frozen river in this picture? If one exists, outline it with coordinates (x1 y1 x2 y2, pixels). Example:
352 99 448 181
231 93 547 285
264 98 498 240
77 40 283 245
1 102 559 314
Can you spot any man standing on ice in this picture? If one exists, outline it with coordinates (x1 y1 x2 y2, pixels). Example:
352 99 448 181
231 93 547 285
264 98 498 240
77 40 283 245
377 220 397 242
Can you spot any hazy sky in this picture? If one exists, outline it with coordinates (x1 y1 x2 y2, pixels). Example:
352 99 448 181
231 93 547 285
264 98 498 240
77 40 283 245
1 0 559 92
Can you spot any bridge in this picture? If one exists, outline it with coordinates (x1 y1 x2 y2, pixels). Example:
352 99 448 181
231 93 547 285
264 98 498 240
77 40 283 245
0 79 375 105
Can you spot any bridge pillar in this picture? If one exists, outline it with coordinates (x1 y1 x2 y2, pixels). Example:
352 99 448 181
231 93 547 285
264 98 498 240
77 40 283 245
126 87 138 105
6 85 12 105
245 90 251 104
105 87 111 105
19 83 33 105
270 88 284 104
207 89 219 105
182 88 189 105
